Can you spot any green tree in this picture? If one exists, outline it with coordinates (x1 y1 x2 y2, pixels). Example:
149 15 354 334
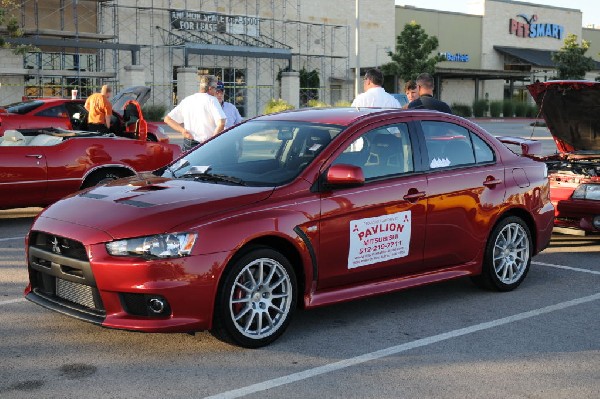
381 21 445 82
551 33 595 79
1 0 29 54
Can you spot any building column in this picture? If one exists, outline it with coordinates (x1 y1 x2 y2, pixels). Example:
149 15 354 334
121 65 146 89
0 49 25 103
280 71 300 109
176 67 199 103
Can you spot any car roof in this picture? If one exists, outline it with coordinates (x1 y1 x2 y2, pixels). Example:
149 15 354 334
253 107 451 127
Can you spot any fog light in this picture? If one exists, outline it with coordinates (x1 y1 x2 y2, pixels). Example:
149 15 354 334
148 297 166 314
593 216 600 230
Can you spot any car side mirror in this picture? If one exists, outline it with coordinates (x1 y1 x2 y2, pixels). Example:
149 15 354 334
324 164 365 188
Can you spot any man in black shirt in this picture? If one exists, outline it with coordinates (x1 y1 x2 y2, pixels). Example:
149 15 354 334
407 73 452 114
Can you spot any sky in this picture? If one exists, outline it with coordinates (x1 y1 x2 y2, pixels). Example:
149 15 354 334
395 0 599 28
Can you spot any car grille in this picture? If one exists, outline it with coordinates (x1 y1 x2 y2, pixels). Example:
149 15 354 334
28 231 105 316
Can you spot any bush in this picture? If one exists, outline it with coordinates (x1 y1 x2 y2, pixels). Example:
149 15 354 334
451 103 472 117
334 100 352 107
307 99 329 108
514 101 528 117
142 104 168 121
472 99 488 117
489 101 503 117
502 100 515 118
526 104 539 118
263 98 295 114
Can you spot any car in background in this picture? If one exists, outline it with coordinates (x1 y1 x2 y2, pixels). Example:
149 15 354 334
528 80 600 233
0 124 181 210
24 107 554 348
391 93 409 107
0 86 169 143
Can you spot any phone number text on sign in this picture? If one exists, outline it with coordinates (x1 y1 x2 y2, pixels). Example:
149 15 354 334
348 211 411 269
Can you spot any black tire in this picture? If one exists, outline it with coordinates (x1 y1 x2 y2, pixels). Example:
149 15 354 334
212 246 297 348
472 216 532 291
81 170 128 189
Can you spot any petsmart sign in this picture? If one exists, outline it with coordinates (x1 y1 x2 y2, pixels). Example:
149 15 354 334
348 211 411 269
509 14 564 40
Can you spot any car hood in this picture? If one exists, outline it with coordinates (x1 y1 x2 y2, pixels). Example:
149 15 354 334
38 176 274 240
527 81 600 153
111 86 151 116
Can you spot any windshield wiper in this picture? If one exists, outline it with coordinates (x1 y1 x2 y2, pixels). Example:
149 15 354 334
182 166 245 185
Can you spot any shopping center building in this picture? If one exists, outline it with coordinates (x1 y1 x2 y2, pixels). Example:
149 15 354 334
0 0 598 117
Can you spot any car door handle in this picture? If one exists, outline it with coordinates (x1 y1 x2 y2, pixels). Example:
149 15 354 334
483 178 502 187
26 154 43 159
403 190 426 202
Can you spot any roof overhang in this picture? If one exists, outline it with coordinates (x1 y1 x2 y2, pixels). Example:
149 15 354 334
434 67 530 80
494 46 556 68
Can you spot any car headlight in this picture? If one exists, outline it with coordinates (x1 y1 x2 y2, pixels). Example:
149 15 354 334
106 233 197 259
572 184 600 201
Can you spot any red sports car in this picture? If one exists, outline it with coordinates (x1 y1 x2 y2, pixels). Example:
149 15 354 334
0 123 181 210
24 108 554 347
0 86 169 143
528 80 600 233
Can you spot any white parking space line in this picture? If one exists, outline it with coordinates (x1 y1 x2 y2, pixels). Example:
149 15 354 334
0 298 26 306
204 293 600 399
0 236 24 242
533 261 600 276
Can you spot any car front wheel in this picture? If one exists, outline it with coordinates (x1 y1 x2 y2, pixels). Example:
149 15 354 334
473 216 532 291
213 246 297 348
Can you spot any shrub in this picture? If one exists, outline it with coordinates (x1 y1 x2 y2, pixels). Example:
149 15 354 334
334 100 352 107
263 98 295 114
142 104 168 121
489 101 502 117
472 99 488 117
307 99 329 108
526 104 539 118
514 101 528 117
502 100 515 118
451 103 472 117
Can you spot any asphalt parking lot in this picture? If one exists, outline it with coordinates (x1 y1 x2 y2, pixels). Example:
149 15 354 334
1 120 598 398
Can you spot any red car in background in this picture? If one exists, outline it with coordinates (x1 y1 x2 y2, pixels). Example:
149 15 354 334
0 120 181 210
528 80 600 233
24 107 554 348
0 86 169 143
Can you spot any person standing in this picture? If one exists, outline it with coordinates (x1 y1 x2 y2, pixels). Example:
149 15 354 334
407 73 453 114
351 68 401 108
403 80 419 109
84 85 112 133
214 81 243 129
164 75 226 151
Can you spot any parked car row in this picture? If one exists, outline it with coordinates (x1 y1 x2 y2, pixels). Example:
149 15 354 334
4 79 597 349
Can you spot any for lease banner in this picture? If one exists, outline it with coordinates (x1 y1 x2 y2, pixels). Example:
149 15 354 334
348 211 411 269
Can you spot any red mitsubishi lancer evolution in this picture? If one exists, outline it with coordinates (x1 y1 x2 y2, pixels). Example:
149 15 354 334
24 107 554 347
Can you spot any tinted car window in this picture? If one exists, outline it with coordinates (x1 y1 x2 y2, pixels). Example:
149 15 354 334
164 120 343 186
333 123 413 179
1 100 44 114
36 105 69 118
472 132 495 163
422 121 476 168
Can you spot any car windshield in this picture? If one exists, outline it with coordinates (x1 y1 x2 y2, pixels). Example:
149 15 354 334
1 100 45 114
161 120 344 186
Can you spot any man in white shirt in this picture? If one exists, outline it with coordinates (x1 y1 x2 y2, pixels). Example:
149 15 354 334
351 68 401 108
215 81 243 129
164 74 226 151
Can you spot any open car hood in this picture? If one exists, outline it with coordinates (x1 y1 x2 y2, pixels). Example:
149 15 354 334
527 81 600 153
111 86 151 116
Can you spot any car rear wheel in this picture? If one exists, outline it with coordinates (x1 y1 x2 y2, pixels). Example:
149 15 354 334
212 246 297 348
473 216 532 291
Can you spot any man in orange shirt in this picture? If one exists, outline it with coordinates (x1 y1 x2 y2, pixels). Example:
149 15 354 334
84 85 113 133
